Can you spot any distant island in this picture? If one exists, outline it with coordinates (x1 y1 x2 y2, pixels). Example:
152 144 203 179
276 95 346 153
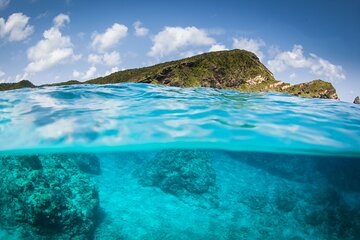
0 49 338 99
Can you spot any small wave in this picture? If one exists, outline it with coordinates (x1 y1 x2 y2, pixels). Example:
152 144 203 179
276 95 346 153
0 83 359 156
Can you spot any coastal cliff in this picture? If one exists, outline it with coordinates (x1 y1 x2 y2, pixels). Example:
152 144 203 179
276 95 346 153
0 50 338 99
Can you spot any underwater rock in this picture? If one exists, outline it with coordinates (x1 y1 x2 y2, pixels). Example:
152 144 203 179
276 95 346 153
68 153 101 175
303 205 360 239
40 153 101 175
299 187 360 239
274 185 297 212
19 155 43 170
137 149 218 208
228 152 317 183
238 190 268 210
0 153 99 239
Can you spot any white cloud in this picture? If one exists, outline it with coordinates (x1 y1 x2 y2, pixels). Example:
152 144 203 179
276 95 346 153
53 13 69 28
289 73 297 80
309 53 346 81
88 53 102 65
35 11 49 20
208 44 227 52
72 54 82 61
82 66 97 80
0 70 5 83
149 26 216 57
72 70 80 78
15 72 28 82
105 66 120 75
0 12 34 41
267 45 345 81
25 13 76 73
232 37 265 60
133 21 149 37
91 23 128 52
87 51 120 66
103 51 120 66
0 0 10 10
73 66 98 80
0 72 29 84
267 45 307 72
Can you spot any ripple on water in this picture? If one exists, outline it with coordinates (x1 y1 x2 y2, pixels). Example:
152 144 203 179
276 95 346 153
0 83 359 156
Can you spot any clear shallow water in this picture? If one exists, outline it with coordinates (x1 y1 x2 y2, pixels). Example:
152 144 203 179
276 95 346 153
0 83 360 240
0 83 359 155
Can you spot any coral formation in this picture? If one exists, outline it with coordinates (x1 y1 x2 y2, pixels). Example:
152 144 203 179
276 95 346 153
63 153 101 175
274 184 297 212
302 188 360 239
0 153 100 239
238 190 268 210
137 149 218 208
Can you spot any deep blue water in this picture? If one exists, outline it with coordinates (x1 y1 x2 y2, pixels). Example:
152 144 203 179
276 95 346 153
0 83 360 239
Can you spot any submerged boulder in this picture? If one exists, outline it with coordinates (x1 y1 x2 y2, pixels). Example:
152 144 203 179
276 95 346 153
137 149 218 208
0 153 100 239
228 151 317 183
54 153 101 175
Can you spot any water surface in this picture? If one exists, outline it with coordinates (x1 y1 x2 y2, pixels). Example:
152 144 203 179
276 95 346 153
0 83 359 239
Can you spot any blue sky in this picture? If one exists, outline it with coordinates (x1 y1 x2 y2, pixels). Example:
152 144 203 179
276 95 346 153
0 0 359 102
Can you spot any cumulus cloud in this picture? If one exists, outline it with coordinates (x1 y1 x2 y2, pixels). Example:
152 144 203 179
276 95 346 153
82 66 97 80
53 13 69 27
87 51 121 66
104 66 120 75
88 53 102 65
0 70 5 83
73 66 97 80
72 70 81 78
91 23 128 52
232 37 265 60
133 21 149 37
208 44 227 52
0 0 10 10
149 26 216 57
15 72 28 82
267 45 345 81
25 13 76 73
308 53 346 81
103 51 120 66
0 12 34 41
267 45 307 72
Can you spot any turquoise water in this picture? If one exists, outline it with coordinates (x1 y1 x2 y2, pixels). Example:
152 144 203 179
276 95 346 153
0 83 360 239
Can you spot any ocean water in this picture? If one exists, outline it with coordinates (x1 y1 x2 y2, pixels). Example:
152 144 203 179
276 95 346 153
0 83 359 240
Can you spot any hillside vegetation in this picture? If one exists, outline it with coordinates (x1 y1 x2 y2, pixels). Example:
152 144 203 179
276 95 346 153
0 50 338 99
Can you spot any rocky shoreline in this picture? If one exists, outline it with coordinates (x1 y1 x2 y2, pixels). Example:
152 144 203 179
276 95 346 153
0 50 340 100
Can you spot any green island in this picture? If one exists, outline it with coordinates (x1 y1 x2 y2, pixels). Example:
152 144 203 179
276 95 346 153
0 49 338 99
